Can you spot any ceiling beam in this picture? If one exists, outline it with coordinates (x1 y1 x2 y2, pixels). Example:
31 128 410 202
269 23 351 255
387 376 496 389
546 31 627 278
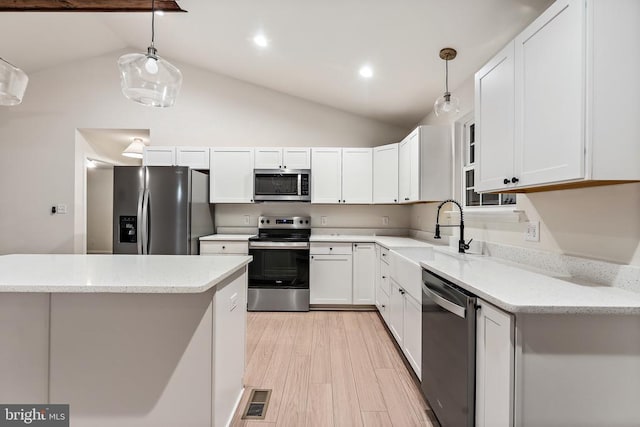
0 1 186 12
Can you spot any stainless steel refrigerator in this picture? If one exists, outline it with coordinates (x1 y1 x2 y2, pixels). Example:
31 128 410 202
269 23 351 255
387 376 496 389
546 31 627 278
113 166 214 255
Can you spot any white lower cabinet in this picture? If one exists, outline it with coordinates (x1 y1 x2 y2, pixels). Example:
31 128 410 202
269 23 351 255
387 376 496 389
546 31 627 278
388 279 404 345
375 285 390 326
402 293 422 379
310 242 376 306
309 253 353 305
199 241 248 256
476 299 514 427
352 243 375 305
388 278 422 379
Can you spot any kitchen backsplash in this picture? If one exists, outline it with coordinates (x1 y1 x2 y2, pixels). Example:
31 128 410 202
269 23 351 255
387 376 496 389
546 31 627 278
215 203 411 229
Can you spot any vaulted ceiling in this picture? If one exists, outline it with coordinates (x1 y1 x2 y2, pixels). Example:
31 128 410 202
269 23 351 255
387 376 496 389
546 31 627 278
0 0 553 126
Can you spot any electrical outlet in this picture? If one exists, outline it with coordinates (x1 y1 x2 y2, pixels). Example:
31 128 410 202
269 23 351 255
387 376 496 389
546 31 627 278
56 204 67 214
525 221 540 242
321 216 327 226
382 216 389 226
243 215 250 225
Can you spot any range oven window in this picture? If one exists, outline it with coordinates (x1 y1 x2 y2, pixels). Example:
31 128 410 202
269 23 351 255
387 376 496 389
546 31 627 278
254 174 299 195
249 248 309 288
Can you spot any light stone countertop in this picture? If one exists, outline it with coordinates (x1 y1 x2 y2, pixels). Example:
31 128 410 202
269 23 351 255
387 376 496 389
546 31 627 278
310 234 431 248
199 234 256 241
415 248 640 315
313 235 640 314
0 254 252 293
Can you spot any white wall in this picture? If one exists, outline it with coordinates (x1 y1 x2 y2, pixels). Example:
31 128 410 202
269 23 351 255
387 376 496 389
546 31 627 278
86 168 113 254
0 50 408 255
411 76 640 266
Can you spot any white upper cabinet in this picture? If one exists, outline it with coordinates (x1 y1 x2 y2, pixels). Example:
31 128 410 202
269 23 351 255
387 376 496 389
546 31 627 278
209 148 255 203
254 148 310 169
176 147 210 169
143 147 209 169
254 148 283 169
475 0 640 192
311 148 342 204
283 148 311 169
311 147 372 204
475 43 516 192
373 143 399 204
515 0 584 187
341 148 373 204
398 126 451 203
143 147 175 167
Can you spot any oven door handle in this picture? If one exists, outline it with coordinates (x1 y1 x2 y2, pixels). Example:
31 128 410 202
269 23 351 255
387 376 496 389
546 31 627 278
249 241 310 250
422 283 466 319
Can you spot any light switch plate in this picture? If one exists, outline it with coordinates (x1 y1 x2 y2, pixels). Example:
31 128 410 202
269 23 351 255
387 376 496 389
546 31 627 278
382 216 389 226
321 216 327 226
525 221 540 242
243 215 251 225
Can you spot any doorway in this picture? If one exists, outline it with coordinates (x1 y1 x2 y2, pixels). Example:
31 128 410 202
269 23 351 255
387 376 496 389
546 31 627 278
75 128 148 254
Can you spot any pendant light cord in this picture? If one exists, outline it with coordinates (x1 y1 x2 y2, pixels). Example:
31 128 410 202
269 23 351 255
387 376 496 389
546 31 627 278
150 0 156 48
445 59 449 94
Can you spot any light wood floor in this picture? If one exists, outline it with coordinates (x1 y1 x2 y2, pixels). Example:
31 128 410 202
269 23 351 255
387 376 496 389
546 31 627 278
231 311 435 427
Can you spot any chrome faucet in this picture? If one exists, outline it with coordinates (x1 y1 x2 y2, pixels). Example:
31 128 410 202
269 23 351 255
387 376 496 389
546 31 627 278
434 199 472 253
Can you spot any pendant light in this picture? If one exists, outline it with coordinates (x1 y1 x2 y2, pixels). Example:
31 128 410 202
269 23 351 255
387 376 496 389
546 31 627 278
433 48 460 117
117 0 182 107
0 57 29 106
122 137 146 159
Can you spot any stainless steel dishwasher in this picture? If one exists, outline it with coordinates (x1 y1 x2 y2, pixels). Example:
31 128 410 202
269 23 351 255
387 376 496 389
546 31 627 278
421 268 476 427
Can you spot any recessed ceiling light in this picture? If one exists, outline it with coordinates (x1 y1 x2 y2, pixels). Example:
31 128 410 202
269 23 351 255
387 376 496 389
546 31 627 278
253 34 269 48
359 65 373 79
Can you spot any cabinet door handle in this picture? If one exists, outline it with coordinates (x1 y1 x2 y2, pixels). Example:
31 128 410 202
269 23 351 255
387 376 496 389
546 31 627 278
284 165 287 168
329 247 333 251
354 244 358 247
511 177 519 184
381 304 386 309
311 256 314 259
394 199 397 202
503 178 510 185
404 197 409 201
382 275 386 279
222 246 226 250
342 200 346 203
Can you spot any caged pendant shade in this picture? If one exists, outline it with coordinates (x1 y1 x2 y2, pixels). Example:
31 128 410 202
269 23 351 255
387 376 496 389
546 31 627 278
0 57 29 106
434 48 460 117
117 0 182 107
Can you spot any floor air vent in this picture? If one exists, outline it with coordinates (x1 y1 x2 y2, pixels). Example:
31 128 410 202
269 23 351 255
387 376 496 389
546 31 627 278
241 388 272 420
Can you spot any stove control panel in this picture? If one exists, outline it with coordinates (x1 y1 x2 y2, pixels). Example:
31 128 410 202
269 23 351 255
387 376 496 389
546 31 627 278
258 216 311 229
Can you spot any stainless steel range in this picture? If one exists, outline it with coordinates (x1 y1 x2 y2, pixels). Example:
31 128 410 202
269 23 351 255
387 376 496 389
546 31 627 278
247 216 311 311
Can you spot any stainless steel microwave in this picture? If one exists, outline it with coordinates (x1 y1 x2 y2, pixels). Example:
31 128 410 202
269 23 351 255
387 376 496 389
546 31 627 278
253 169 311 202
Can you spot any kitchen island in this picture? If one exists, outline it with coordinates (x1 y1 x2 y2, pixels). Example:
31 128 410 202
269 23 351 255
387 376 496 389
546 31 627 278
0 254 252 427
